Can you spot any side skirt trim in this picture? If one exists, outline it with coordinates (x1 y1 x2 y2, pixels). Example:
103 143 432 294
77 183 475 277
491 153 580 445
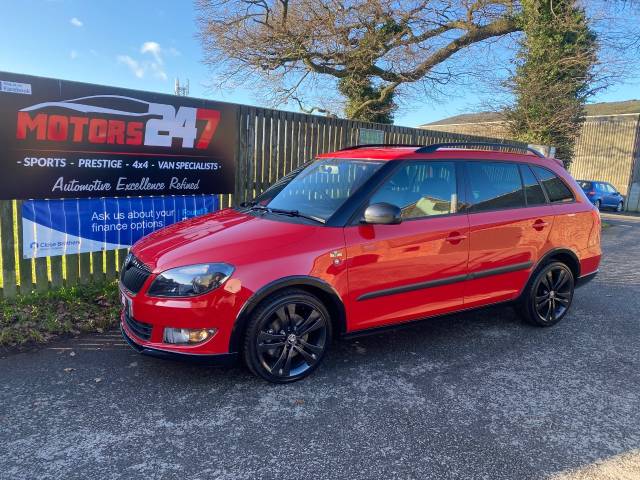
342 298 514 340
356 261 533 301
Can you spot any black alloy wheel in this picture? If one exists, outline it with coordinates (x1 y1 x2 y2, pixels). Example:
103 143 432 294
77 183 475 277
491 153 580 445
243 289 331 383
520 262 575 327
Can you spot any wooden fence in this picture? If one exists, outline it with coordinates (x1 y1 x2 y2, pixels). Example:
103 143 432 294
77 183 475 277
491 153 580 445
570 114 640 196
425 113 640 198
0 105 524 298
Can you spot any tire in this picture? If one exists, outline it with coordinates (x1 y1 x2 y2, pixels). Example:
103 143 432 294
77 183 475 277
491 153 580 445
243 288 332 383
595 200 601 210
518 261 575 327
616 201 623 212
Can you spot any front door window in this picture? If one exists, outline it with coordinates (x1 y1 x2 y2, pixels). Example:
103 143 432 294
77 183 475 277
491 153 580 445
368 161 458 219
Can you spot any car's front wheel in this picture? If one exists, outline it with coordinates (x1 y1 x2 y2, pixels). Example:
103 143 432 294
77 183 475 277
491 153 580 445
243 289 332 383
595 199 601 210
519 262 575 327
616 201 624 212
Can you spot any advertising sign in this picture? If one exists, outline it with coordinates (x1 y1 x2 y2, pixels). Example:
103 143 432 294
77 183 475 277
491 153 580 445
22 195 219 259
0 71 238 199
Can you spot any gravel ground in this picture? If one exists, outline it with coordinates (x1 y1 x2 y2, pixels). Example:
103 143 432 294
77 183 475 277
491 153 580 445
1 216 639 480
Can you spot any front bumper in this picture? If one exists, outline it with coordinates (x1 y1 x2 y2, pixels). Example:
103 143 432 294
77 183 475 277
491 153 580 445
119 278 252 355
121 324 238 365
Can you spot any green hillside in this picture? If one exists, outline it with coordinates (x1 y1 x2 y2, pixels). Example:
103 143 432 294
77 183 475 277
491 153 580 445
425 100 640 126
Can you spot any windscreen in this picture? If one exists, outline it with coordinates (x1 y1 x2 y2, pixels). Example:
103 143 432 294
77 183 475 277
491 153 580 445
261 158 384 221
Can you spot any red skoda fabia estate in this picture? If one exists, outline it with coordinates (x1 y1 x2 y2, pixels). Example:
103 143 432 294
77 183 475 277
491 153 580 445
120 143 601 383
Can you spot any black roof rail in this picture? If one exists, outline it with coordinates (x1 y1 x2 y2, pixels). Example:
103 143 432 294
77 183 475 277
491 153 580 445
339 143 423 151
415 142 545 158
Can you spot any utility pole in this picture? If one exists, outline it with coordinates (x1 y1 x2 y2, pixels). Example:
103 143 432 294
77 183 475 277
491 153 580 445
174 77 190 96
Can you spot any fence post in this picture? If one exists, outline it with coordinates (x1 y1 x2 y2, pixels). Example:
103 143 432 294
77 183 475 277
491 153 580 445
270 110 281 183
0 200 17 297
246 107 256 200
35 256 49 293
14 200 35 295
105 250 117 281
49 252 64 289
255 109 266 195
65 252 80 288
234 106 246 205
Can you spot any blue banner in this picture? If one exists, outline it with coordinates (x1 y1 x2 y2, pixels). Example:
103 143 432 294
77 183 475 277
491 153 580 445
22 195 219 258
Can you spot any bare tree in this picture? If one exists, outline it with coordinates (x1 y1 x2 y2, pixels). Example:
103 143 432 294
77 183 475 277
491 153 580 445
196 0 523 122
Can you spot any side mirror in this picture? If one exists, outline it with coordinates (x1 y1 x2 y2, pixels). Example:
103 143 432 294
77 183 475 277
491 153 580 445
363 202 402 225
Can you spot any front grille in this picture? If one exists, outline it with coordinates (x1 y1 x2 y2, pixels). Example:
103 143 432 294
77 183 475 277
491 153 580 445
124 312 153 341
120 254 151 294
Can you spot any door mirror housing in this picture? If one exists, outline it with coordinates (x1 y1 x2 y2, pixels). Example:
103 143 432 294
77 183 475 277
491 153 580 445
363 202 402 225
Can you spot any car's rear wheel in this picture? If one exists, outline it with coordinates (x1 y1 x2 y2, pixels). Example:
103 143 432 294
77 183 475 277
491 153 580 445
243 289 331 383
519 262 575 327
616 201 624 212
595 199 601 210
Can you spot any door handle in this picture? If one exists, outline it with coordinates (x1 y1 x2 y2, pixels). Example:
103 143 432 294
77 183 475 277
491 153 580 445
533 219 549 231
445 232 467 244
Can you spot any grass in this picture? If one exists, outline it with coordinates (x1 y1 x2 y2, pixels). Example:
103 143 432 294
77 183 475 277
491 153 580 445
0 281 120 348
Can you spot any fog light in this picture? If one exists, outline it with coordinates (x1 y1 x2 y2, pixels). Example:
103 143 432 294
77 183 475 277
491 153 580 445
163 328 217 345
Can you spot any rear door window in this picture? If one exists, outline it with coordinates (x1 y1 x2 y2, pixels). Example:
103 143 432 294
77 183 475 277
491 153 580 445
466 162 525 212
520 165 547 206
531 166 575 203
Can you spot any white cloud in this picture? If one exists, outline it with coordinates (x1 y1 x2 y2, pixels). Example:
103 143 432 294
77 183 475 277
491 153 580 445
141 41 163 64
70 17 83 27
117 55 144 78
70 50 78 60
117 42 170 81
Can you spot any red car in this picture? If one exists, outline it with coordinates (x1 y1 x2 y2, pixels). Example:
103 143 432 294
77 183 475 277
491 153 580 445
120 142 601 383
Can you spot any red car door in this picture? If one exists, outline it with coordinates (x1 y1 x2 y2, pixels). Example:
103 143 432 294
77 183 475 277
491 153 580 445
344 161 470 331
463 162 554 308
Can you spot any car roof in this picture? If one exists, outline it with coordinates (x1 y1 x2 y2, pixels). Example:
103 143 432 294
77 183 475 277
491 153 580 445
317 145 561 166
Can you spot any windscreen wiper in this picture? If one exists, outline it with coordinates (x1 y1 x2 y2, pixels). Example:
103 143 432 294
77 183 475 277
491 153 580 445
249 205 325 224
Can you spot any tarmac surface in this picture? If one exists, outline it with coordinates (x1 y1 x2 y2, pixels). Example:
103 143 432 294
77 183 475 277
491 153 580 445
1 213 639 479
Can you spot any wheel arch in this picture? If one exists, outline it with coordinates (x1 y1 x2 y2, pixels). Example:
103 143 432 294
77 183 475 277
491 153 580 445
531 248 581 284
228 276 347 353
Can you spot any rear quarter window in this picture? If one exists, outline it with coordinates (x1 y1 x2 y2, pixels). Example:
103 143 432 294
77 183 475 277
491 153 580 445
531 166 575 203
520 165 547 206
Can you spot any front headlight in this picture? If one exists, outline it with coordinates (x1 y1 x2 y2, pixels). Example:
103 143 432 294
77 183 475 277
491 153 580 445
147 263 234 297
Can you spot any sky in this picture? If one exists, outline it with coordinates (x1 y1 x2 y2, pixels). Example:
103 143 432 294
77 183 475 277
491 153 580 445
1 0 639 127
